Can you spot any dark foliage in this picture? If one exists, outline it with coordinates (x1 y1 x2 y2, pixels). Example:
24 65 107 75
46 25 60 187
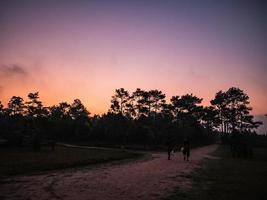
0 87 264 150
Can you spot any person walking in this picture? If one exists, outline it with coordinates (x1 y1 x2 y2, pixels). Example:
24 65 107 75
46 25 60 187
183 138 190 161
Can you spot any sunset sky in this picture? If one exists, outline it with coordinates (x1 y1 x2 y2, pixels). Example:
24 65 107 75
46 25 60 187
0 0 266 131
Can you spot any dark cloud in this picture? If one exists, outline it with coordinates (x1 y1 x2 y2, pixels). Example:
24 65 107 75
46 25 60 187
0 64 28 77
0 64 28 97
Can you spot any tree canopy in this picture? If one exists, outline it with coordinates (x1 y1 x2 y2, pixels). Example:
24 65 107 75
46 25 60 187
0 87 263 149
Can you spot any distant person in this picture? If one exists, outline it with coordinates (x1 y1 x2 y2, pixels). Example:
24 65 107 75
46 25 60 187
183 139 190 161
166 137 173 160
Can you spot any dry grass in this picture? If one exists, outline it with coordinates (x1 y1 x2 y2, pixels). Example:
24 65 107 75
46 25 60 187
0 146 142 176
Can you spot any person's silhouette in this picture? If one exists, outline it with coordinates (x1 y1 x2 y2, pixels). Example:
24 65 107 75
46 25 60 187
183 139 190 161
166 137 173 160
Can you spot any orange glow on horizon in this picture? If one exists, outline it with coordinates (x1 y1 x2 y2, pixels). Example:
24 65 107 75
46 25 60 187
0 1 266 121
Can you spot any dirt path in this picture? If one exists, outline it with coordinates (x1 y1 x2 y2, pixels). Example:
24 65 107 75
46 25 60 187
0 145 218 200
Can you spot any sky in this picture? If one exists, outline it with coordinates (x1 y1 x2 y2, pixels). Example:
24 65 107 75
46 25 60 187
0 0 266 132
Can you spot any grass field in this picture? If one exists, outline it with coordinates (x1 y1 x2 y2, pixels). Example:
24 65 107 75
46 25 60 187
164 145 267 200
0 146 143 176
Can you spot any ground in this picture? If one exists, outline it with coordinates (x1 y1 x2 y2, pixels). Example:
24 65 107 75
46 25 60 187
0 145 218 200
0 145 141 176
163 145 267 200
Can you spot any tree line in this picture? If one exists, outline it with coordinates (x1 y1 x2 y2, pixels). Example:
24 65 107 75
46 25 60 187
0 87 263 150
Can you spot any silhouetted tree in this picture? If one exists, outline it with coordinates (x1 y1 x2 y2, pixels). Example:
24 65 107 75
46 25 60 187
149 90 166 118
132 88 145 118
225 87 250 133
0 101 4 114
201 106 220 133
50 102 71 119
211 87 261 134
2 87 262 150
49 102 72 140
125 95 136 119
69 99 91 138
137 90 152 117
7 96 25 116
169 94 204 143
25 92 49 151
211 90 231 134
26 92 48 118
70 99 90 120
5 96 26 146
109 88 129 116
170 94 203 123
0 101 6 137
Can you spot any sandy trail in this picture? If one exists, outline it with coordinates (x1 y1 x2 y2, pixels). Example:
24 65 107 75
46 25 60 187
0 145 218 200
